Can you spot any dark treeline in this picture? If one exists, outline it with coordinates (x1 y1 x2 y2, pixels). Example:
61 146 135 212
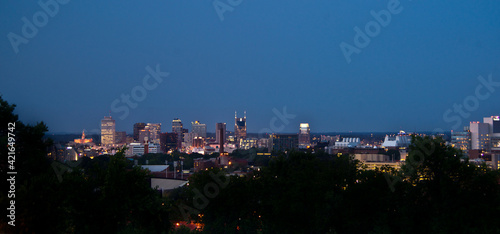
173 138 500 233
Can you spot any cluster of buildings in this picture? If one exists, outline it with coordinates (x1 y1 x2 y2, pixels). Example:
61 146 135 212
451 116 500 169
96 112 313 157
57 113 500 172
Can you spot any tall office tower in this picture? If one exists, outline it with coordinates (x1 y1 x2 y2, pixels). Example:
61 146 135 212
146 123 161 144
192 120 207 139
216 123 226 153
298 123 311 148
234 111 247 142
172 118 183 149
216 123 226 144
451 126 471 156
470 121 490 151
133 123 146 141
101 116 116 145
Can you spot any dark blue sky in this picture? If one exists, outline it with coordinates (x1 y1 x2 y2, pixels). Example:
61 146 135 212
1 0 500 134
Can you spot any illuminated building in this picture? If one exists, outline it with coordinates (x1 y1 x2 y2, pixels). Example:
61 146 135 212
126 142 159 156
133 123 146 141
271 133 298 152
74 130 93 144
239 138 258 150
382 131 411 148
299 123 310 148
147 123 161 144
101 116 115 145
335 138 360 148
184 132 196 148
192 121 207 139
451 126 471 156
470 121 489 151
193 136 204 148
483 116 500 151
172 118 183 149
234 111 247 142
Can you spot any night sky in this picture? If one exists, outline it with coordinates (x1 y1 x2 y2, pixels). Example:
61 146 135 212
1 0 500 134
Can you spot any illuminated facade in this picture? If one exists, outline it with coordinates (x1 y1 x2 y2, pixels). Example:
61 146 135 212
101 116 115 145
470 122 489 151
192 121 207 139
239 138 258 150
147 123 161 144
172 118 183 149
451 126 471 156
483 116 500 150
299 123 310 148
74 130 93 144
234 111 247 142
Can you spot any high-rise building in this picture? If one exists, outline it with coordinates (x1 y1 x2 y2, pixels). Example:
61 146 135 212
470 121 490 151
451 126 471 156
216 123 226 144
271 133 299 152
483 116 500 150
147 123 161 144
172 118 183 149
234 111 247 142
101 116 116 145
133 123 146 141
299 123 311 148
216 123 226 153
192 121 207 139
160 132 178 153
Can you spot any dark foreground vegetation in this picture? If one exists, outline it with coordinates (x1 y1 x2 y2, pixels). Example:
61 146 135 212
1 96 499 233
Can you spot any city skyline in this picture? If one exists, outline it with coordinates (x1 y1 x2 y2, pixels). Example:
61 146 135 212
1 1 500 134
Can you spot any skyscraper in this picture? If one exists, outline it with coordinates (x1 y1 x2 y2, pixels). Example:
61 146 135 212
216 123 226 144
172 118 183 149
451 126 471 156
192 120 207 139
234 111 247 142
470 121 489 151
147 123 161 144
101 116 116 145
299 123 311 148
133 123 146 141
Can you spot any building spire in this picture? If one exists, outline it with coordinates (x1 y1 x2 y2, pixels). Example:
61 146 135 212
235 111 237 118
244 110 246 118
